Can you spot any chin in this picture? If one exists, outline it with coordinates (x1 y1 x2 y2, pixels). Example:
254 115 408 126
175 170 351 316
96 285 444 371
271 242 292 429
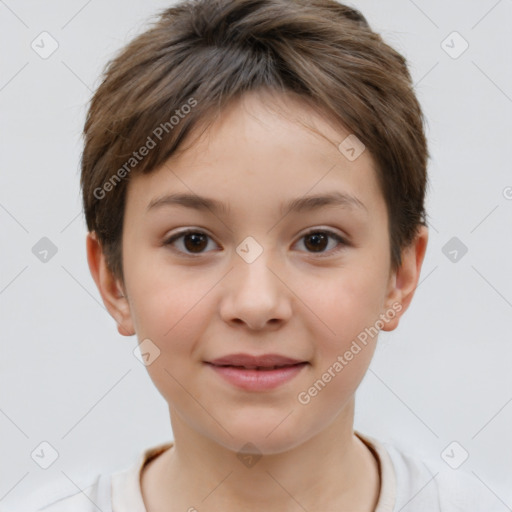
210 417 312 455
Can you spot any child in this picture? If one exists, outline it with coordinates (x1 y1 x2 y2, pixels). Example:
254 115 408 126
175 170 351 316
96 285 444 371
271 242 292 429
35 0 504 510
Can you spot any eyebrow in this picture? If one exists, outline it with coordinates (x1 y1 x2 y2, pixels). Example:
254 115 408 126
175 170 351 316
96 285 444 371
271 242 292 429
146 191 367 216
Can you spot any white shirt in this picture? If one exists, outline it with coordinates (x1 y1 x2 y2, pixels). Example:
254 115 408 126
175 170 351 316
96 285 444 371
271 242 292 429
26 432 505 511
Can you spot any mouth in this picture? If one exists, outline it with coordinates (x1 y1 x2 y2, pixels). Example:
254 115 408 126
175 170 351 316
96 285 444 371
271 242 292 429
204 354 309 391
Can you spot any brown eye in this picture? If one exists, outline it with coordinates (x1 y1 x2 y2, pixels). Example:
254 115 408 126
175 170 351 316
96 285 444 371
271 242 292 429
297 230 347 256
304 232 329 252
164 230 217 255
183 233 208 252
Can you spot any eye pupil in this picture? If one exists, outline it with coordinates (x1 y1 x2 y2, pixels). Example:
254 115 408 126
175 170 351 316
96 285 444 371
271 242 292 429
305 232 328 252
184 233 208 252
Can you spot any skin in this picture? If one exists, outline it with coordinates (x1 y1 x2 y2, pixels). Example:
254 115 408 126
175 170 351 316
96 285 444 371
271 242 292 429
87 89 428 512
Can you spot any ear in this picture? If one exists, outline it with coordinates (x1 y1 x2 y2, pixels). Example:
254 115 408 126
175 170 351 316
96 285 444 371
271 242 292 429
86 231 135 337
381 225 429 332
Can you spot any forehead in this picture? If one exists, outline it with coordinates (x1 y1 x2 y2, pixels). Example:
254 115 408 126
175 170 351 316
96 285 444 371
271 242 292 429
125 89 385 220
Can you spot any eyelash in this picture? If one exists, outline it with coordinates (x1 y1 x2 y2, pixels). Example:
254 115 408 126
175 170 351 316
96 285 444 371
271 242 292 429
163 228 348 258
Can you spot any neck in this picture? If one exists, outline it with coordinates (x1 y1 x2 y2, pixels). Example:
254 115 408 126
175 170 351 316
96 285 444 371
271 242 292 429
142 399 380 512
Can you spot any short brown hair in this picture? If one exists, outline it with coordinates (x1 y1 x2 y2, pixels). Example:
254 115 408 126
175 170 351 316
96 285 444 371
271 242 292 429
81 0 429 283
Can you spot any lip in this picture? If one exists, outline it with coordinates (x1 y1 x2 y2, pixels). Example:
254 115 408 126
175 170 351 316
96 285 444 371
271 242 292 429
207 353 305 368
205 353 308 392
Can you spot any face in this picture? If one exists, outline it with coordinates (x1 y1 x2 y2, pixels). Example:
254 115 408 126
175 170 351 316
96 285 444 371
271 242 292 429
106 90 417 454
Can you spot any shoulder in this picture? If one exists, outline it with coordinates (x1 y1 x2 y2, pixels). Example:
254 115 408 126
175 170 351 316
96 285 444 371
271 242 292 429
21 473 111 512
381 439 505 512
22 443 172 512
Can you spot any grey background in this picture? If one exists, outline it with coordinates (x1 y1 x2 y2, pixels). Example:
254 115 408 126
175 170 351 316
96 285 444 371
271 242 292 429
1 0 511 509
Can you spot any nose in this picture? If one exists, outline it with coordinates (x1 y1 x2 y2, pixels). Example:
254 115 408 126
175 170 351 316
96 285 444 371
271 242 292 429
219 251 293 331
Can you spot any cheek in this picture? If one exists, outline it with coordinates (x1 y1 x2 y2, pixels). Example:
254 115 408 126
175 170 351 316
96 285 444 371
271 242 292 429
308 267 388 349
295 273 383 414
126 249 213 339
124 256 218 389
127 272 214 404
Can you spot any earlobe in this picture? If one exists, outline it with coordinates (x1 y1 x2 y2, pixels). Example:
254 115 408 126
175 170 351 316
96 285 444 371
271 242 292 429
381 225 429 332
86 232 135 337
